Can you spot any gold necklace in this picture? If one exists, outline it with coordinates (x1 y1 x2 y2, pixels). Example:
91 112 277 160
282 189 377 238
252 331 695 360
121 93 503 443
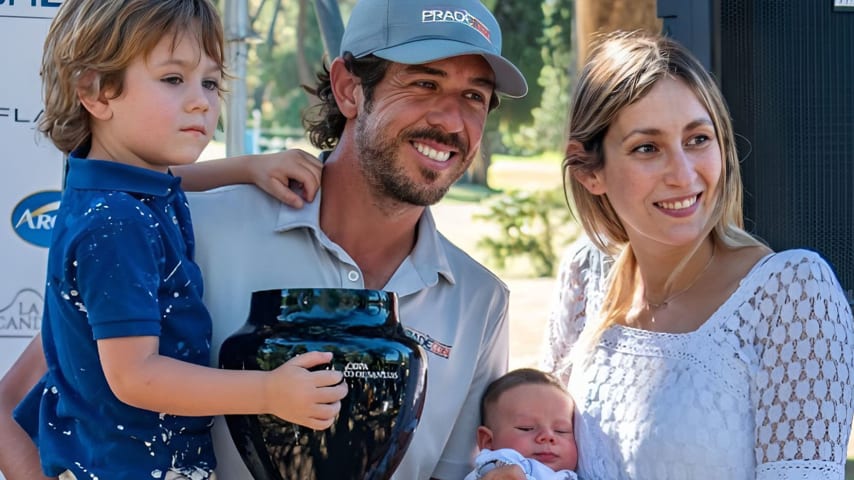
644 243 716 310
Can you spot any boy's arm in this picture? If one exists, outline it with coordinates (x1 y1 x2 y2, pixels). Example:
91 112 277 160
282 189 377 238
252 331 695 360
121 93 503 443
173 150 322 207
0 334 55 480
98 336 347 429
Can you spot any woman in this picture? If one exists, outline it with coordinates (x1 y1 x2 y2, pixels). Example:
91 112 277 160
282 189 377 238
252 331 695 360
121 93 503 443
536 31 854 479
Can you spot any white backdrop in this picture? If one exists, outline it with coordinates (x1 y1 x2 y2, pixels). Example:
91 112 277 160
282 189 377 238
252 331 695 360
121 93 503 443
0 3 64 372
0 3 64 480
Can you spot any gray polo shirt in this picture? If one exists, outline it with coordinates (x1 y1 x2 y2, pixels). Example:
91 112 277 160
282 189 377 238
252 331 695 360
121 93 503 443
187 184 510 480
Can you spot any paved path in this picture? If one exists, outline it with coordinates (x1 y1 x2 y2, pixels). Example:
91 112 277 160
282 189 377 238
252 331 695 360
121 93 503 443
431 201 554 369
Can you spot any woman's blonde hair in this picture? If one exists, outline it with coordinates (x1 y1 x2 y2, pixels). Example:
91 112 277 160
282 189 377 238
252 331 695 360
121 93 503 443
40 0 226 153
562 31 762 335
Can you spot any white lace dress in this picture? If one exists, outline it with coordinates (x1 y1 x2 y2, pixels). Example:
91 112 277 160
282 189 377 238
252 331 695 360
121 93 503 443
542 240 854 479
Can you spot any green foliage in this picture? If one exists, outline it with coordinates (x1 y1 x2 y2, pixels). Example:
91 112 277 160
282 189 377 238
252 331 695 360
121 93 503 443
491 0 545 130
474 188 577 277
531 0 575 150
246 0 326 130
496 0 575 156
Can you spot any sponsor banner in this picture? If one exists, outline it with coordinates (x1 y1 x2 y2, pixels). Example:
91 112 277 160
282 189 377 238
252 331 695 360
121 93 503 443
11 190 62 248
0 0 63 19
1 11 62 477
0 288 42 338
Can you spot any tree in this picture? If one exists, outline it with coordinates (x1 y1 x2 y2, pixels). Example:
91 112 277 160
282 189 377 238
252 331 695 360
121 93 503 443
521 0 574 154
575 0 660 68
245 0 327 132
465 0 546 186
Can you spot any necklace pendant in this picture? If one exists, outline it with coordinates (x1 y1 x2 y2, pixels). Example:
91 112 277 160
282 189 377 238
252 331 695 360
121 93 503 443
647 301 667 310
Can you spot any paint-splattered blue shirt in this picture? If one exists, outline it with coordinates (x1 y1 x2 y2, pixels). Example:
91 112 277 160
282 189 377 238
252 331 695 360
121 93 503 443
14 154 215 479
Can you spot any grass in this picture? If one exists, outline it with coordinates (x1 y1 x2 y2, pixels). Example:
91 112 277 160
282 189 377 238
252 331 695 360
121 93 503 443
444 183 499 203
445 151 564 204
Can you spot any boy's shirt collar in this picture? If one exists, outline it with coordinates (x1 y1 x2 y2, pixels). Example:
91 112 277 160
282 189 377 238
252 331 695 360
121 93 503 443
65 151 181 197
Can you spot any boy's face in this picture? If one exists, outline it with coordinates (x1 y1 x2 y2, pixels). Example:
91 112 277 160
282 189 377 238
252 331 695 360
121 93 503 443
477 383 578 472
87 31 222 171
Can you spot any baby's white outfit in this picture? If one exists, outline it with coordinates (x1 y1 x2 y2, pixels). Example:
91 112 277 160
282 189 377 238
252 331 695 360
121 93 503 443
464 448 579 480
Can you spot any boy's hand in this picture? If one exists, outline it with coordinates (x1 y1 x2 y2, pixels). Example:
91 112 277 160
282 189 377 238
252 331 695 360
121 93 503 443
265 351 347 430
248 149 322 208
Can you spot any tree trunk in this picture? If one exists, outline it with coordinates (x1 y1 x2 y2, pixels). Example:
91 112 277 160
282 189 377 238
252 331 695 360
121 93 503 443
575 0 661 68
468 148 489 186
466 129 501 187
250 0 280 112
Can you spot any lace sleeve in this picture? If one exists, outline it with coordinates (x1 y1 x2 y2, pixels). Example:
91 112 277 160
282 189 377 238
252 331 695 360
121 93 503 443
541 237 609 385
753 250 854 479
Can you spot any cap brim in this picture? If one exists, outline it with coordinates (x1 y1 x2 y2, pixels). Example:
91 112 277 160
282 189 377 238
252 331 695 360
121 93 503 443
372 39 528 98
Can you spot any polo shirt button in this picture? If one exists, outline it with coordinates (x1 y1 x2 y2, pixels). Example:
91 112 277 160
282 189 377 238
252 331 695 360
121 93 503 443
348 271 360 282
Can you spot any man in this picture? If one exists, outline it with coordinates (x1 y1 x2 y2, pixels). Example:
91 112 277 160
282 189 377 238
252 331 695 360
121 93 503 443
194 1 525 478
0 0 527 478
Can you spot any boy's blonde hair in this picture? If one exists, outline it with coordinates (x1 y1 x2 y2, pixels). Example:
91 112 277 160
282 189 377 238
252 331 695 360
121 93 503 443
40 0 226 153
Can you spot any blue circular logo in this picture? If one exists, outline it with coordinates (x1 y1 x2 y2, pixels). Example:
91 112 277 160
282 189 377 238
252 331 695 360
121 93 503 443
11 190 62 248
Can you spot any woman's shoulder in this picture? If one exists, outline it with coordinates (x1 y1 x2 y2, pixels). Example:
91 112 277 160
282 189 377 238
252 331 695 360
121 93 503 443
740 247 851 318
763 247 828 264
558 235 613 279
749 248 841 284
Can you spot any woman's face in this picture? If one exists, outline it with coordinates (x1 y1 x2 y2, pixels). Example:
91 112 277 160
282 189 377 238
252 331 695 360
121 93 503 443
583 76 722 251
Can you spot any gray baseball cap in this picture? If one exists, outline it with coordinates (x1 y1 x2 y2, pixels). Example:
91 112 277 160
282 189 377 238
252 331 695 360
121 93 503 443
339 0 528 98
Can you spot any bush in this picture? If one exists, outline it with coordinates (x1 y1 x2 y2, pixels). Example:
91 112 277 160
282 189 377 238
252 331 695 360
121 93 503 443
474 188 578 277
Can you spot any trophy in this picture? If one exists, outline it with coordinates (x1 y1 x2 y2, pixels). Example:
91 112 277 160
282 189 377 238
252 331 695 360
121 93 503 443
219 288 428 480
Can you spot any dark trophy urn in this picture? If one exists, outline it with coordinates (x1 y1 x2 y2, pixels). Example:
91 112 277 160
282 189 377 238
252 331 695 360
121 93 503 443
219 288 428 480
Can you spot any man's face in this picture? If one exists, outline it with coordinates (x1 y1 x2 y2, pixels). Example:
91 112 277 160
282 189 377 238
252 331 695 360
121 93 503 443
354 54 494 206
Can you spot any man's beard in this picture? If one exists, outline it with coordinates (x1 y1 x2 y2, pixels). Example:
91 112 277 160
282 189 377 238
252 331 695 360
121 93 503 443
354 114 469 207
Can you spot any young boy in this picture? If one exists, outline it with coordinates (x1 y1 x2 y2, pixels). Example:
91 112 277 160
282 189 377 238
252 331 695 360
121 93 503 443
13 1 345 479
467 368 579 480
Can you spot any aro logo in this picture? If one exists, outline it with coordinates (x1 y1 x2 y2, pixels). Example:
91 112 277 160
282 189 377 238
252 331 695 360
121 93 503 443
11 190 61 248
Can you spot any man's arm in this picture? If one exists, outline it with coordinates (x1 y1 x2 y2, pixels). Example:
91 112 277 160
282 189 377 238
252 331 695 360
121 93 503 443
0 334 54 479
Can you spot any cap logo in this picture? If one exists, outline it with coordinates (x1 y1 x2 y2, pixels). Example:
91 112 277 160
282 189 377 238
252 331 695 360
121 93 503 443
421 9 491 42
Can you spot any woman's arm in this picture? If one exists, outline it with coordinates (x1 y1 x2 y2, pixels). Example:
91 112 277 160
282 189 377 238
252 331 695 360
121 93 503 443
175 150 322 207
541 237 604 384
0 334 54 480
752 251 854 478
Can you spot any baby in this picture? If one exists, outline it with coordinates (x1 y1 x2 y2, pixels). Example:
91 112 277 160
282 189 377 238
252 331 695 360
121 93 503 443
466 368 578 480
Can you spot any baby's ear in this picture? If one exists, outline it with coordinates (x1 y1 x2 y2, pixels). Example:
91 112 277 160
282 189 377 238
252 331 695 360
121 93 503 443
76 70 112 120
476 426 494 450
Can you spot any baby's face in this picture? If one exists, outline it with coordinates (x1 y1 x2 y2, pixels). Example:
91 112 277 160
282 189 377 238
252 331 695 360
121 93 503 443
484 384 578 471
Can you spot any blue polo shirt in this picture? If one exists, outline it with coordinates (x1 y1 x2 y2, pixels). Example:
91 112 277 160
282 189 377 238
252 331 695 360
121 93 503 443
15 154 215 479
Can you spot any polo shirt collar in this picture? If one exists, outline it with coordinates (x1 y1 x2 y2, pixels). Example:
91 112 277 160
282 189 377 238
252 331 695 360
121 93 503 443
273 190 456 291
64 153 180 197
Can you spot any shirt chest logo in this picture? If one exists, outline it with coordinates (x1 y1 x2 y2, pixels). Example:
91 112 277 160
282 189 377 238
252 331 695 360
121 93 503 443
404 326 452 359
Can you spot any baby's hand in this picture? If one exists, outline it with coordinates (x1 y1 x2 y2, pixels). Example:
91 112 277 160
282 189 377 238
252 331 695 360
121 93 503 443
265 351 347 430
479 465 527 480
248 149 322 208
